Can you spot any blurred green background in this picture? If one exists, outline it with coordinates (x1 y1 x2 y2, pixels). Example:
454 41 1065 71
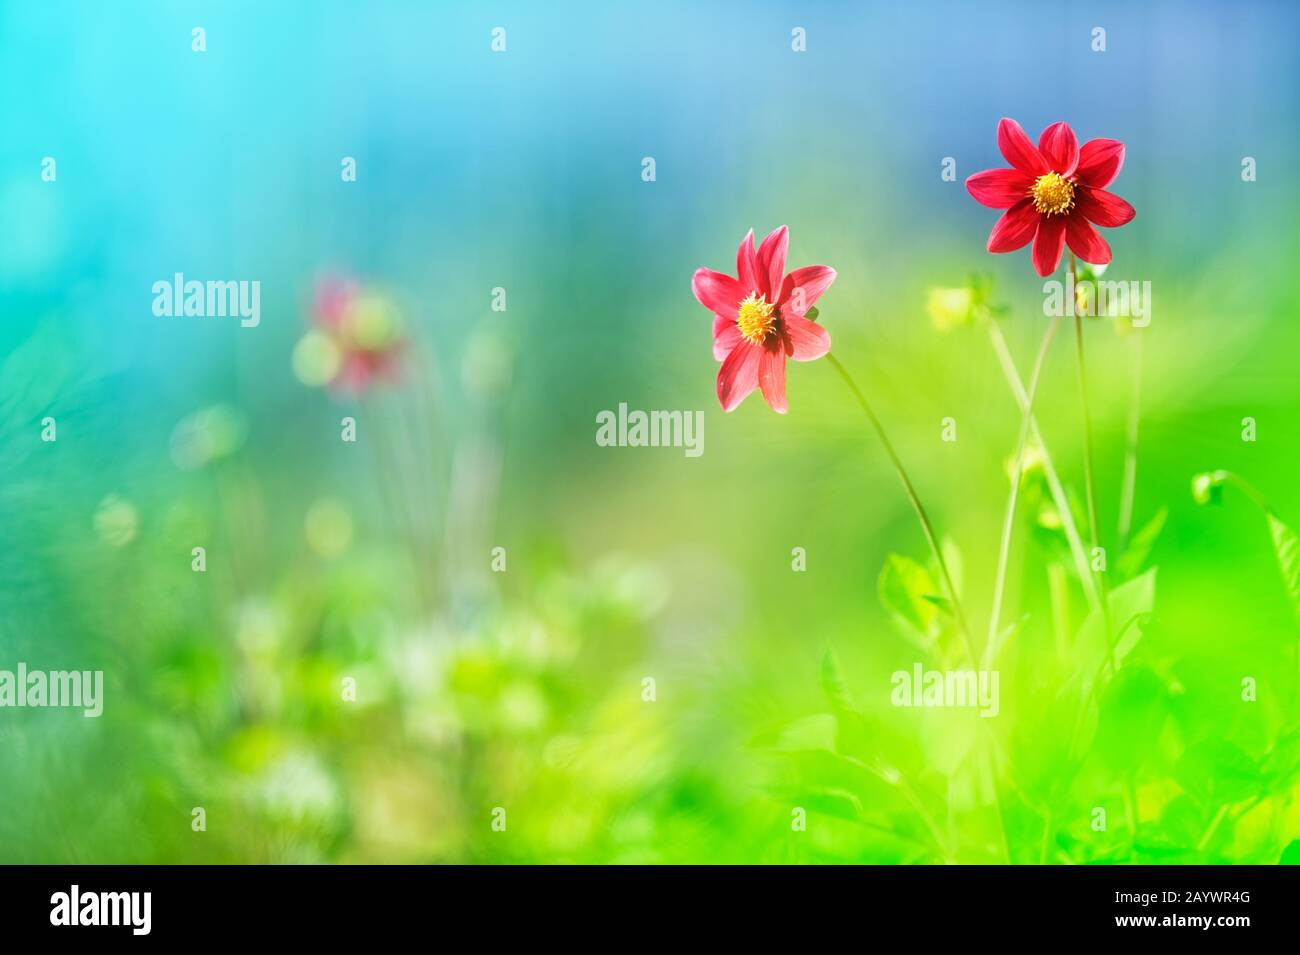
2 0 1299 862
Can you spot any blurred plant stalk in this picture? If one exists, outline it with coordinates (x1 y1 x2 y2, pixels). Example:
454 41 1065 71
1117 331 1145 552
826 353 977 663
1068 252 1111 641
985 312 1062 665
984 321 1102 618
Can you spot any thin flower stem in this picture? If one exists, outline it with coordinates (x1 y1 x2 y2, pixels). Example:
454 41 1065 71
1212 469 1272 513
826 352 977 663
986 313 1061 662
1196 804 1231 852
1068 253 1101 558
1068 252 1111 638
1048 563 1072 665
368 397 431 618
1117 331 1145 553
986 321 1102 616
859 758 951 861
983 746 1013 864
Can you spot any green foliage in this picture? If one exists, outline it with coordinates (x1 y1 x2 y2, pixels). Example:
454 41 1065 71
878 554 941 645
1117 507 1167 579
1177 740 1261 808
1267 512 1300 621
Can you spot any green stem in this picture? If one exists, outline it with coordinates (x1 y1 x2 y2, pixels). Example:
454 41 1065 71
827 352 976 664
984 746 1013 864
1196 804 1230 853
986 321 1102 616
1068 253 1111 641
860 759 951 861
986 314 1061 664
1211 469 1272 513
1117 331 1145 553
1068 253 1101 558
1047 563 1071 665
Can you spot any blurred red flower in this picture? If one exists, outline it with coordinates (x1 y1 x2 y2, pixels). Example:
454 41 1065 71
295 276 405 394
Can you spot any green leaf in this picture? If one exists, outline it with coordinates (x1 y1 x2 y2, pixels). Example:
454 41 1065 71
801 787 864 821
878 554 940 643
920 594 952 614
1281 840 1300 865
820 648 856 715
1267 511 1300 620
1075 567 1157 678
1117 506 1168 579
804 306 819 322
1262 730 1300 795
1176 739 1261 807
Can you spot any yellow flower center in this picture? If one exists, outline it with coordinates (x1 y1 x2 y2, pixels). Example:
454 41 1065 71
736 293 776 344
1030 172 1076 215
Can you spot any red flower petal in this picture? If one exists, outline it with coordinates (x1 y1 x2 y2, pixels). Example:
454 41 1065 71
1065 214 1111 265
783 315 831 361
315 277 359 331
736 229 760 294
691 267 746 319
1076 139 1125 189
712 314 742 360
987 199 1039 253
1038 121 1079 176
758 341 788 414
1076 187 1136 228
335 349 401 393
997 118 1049 176
717 340 762 412
966 168 1034 208
1032 216 1067 277
756 226 789 301
778 265 836 314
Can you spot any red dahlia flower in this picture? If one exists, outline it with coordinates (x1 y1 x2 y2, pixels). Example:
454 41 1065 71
691 226 836 413
967 118 1135 277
